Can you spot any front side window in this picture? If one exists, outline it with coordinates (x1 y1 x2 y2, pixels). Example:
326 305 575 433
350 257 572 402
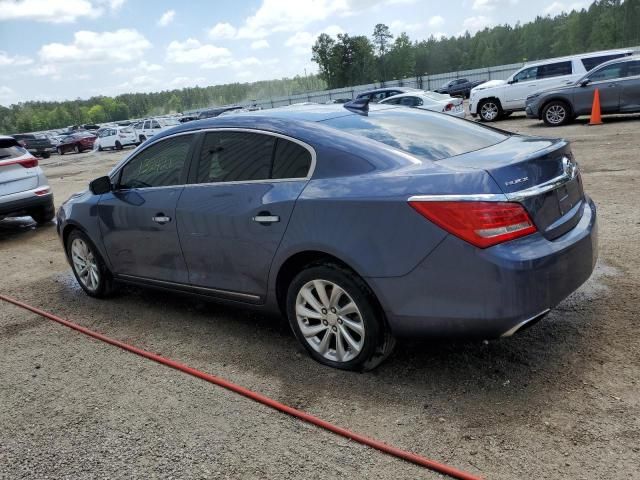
537 61 572 79
513 66 538 83
119 134 193 189
196 131 275 183
588 63 625 82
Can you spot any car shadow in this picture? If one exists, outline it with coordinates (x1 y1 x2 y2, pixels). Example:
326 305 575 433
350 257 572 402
0 217 55 241
41 268 611 429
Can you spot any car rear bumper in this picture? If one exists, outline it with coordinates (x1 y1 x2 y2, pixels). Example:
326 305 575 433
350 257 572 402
367 196 598 339
0 188 54 217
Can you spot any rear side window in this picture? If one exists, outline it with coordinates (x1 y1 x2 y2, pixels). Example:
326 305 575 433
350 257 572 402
119 134 193 189
581 53 627 72
272 139 312 179
196 131 275 183
324 108 508 161
0 138 28 160
537 61 572 79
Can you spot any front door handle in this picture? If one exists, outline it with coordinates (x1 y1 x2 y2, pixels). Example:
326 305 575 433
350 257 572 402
252 214 280 224
152 214 171 224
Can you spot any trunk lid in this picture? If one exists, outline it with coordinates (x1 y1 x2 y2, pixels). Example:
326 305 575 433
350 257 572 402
440 135 584 240
0 138 39 197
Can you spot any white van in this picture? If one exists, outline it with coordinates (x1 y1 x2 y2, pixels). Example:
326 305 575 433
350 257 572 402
469 48 634 121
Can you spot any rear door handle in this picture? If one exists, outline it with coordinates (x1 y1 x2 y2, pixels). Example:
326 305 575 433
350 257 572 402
252 214 280 224
152 214 171 224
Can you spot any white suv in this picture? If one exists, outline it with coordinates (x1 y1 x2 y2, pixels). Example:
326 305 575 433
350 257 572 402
134 117 181 143
470 49 634 121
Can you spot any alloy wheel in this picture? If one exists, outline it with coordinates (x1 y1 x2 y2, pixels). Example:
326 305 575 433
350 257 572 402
480 101 499 121
70 238 100 292
295 279 365 363
545 104 566 125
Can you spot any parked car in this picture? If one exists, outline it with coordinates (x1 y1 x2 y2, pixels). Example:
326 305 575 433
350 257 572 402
57 131 96 155
0 136 54 224
379 91 465 117
95 126 137 150
525 56 640 126
434 78 486 98
134 117 181 144
355 87 421 103
57 104 597 371
197 106 244 119
12 133 54 159
469 48 634 121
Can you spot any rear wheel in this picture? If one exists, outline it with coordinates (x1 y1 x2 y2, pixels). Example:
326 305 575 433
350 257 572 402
58 147 64 155
98 144 103 152
287 263 395 371
29 202 55 225
73 144 80 154
139 135 146 143
66 230 115 298
542 101 571 126
41 151 50 159
479 99 501 122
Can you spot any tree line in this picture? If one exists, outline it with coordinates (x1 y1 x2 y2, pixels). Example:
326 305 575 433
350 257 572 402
312 0 640 88
2 0 639 134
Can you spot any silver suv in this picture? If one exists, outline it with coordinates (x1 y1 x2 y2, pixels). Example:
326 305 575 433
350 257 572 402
0 136 54 224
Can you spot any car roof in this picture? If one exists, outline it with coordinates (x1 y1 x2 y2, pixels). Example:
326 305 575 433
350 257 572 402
357 87 419 96
523 48 635 68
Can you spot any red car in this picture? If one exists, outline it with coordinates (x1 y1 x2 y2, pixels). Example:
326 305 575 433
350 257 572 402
57 131 96 155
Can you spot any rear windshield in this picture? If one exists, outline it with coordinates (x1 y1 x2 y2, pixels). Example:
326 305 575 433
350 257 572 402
0 138 28 160
323 108 508 160
120 127 133 133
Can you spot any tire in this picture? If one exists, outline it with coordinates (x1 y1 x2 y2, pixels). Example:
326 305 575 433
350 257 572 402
139 135 146 143
58 147 64 155
66 229 116 298
29 202 55 225
41 151 50 159
115 141 123 150
478 99 502 122
73 144 80 154
98 145 103 152
286 263 395 371
542 101 571 126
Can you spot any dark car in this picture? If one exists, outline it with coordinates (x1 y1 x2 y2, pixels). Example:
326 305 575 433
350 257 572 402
12 134 53 159
526 56 640 126
355 87 421 103
434 78 486 98
57 104 597 371
57 131 96 154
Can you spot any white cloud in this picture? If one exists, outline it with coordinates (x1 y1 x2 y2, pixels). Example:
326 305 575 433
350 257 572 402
169 76 206 88
166 38 232 68
390 20 426 33
0 0 124 23
284 25 343 55
428 15 445 28
0 85 17 105
157 9 175 27
250 39 270 50
114 60 163 75
544 1 590 15
462 15 493 33
208 22 237 39
39 29 151 64
0 51 33 67
472 0 497 10
30 64 58 76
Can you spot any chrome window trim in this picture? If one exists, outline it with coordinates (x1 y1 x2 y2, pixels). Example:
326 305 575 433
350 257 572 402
110 128 317 188
408 193 508 202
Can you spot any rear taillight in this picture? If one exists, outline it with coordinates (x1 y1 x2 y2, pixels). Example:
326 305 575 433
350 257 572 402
0 157 39 168
34 187 50 196
444 103 454 111
409 201 537 248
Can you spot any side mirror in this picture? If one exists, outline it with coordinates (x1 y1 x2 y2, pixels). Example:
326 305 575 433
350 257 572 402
579 79 591 87
507 79 515 85
89 176 112 195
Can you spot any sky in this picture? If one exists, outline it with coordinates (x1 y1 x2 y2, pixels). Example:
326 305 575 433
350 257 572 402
0 0 592 106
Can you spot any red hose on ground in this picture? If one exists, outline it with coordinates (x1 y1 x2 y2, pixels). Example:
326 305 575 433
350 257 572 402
0 293 483 480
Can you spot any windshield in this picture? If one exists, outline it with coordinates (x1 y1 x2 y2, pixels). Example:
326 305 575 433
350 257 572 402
0 138 28 160
323 108 508 161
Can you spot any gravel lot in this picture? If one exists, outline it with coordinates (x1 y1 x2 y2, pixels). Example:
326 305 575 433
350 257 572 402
1 113 639 479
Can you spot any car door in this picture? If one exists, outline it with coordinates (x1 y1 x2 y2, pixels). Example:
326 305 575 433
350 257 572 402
176 130 314 301
574 62 624 114
104 129 115 148
97 133 196 283
502 66 539 109
619 60 640 112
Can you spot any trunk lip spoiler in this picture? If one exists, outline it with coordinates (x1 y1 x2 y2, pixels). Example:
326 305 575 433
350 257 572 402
409 156 578 203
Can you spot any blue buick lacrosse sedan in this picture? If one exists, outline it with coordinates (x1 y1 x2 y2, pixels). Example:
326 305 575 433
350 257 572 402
57 103 597 370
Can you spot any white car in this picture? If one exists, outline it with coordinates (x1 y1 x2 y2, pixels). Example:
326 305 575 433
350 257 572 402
95 126 137 151
469 48 634 121
134 117 181 144
0 135 54 224
379 91 465 118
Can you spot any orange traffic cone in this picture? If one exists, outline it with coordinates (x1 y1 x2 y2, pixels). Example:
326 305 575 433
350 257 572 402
589 88 603 125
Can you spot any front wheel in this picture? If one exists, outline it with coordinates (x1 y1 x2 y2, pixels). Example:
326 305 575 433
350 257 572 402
115 141 123 150
66 230 115 298
478 99 501 122
542 101 571 126
287 263 395 371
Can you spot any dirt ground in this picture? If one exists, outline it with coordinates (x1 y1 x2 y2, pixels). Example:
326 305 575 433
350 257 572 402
1 113 639 479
